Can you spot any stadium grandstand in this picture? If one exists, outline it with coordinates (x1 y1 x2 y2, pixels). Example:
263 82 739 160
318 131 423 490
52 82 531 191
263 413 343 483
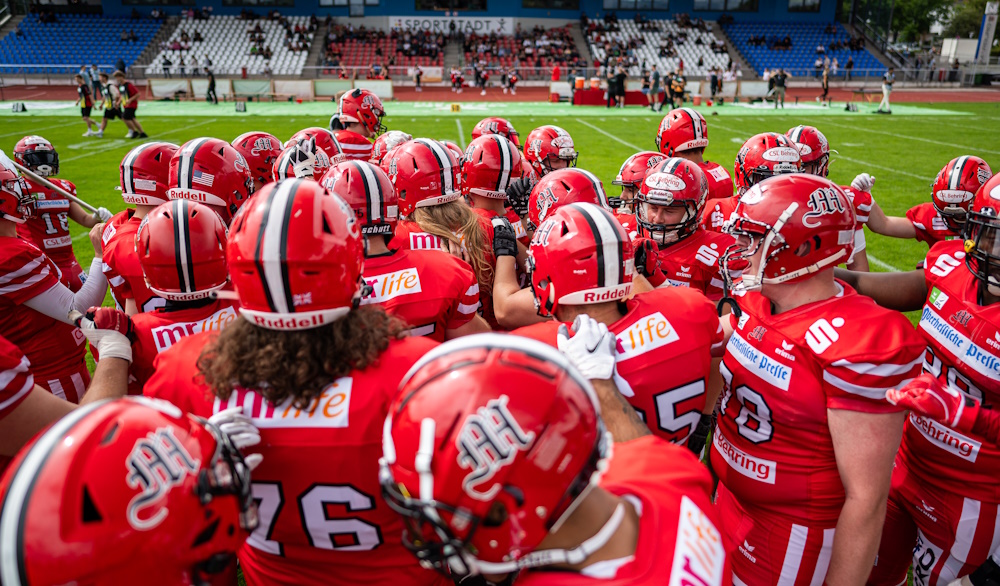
723 21 884 77
586 16 730 77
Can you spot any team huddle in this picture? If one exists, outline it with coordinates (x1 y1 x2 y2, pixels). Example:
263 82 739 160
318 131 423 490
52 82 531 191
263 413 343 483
0 86 998 586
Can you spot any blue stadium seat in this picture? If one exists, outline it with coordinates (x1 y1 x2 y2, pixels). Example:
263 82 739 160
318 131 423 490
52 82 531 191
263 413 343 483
721 22 885 77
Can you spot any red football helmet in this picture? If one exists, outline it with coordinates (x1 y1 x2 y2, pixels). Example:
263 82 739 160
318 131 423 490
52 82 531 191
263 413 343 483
321 160 398 237
231 131 282 187
733 132 803 195
137 199 229 301
528 168 611 231
333 129 373 161
227 178 365 330
338 88 387 137
286 127 345 163
272 141 333 182
461 135 524 199
636 157 709 245
386 138 462 217
441 140 465 163
655 108 709 156
120 142 179 206
524 125 578 178
612 151 665 210
722 174 856 292
13 135 59 177
0 160 32 223
528 203 634 317
370 130 412 166
964 174 1000 295
0 397 256 585
471 117 520 149
786 125 831 177
380 333 611 578
168 137 256 225
931 155 993 232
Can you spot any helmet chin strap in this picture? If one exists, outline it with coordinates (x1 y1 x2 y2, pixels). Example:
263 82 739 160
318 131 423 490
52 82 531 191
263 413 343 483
468 502 627 576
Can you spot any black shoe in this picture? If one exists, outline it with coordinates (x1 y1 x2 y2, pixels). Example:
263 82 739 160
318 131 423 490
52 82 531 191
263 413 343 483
138 132 149 138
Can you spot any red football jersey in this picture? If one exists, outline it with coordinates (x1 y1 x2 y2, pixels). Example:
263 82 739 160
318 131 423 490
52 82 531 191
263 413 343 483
906 201 959 246
0 334 34 475
701 160 734 201
362 249 480 341
700 196 739 234
145 331 445 586
0 237 87 386
896 241 1000 502
16 178 80 266
516 436 731 586
129 298 240 394
101 209 163 312
654 230 733 301
842 185 872 228
471 206 530 247
615 211 638 239
514 287 723 446
335 129 373 161
711 283 924 525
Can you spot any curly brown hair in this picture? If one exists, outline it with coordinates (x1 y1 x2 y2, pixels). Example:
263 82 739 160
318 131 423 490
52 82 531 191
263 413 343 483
198 305 408 409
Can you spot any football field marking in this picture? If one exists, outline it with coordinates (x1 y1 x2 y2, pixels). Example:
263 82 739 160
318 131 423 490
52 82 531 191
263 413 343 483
865 253 903 272
834 154 934 182
0 122 67 139
821 120 1000 156
455 119 466 149
576 119 643 151
61 118 218 163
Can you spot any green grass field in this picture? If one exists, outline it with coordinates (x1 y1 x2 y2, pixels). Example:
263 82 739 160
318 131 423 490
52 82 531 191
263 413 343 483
4 99 999 301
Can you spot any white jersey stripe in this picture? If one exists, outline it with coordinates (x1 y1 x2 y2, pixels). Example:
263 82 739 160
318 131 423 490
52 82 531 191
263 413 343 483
457 302 480 314
0 355 30 393
0 358 32 412
0 255 46 285
829 356 924 379
808 528 835 586
822 369 898 400
777 524 808 586
0 266 52 296
571 203 623 288
464 284 480 297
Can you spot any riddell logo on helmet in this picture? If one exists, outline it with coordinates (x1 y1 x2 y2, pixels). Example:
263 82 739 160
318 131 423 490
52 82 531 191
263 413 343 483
582 284 631 303
252 314 327 329
167 189 208 203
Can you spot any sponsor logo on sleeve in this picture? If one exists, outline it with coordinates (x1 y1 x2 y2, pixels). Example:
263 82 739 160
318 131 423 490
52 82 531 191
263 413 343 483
929 287 949 310
668 496 726 586
615 311 680 361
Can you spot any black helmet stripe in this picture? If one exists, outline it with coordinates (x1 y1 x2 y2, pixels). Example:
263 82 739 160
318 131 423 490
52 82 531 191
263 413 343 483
171 199 196 293
415 139 454 195
352 160 383 224
568 202 624 288
253 179 299 314
490 135 513 193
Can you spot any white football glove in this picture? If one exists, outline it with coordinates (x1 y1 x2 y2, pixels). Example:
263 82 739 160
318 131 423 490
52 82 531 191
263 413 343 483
208 407 263 470
851 172 875 193
289 137 317 179
93 206 112 222
557 315 617 381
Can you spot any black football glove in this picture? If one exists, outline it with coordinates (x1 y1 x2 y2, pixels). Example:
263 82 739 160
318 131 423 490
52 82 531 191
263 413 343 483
505 176 533 219
966 556 1000 586
491 217 518 258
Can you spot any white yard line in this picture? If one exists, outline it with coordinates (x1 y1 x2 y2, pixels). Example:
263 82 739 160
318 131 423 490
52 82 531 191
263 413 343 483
61 118 218 163
576 119 643 151
834 154 935 182
822 119 1000 156
455 119 466 149
0 122 67 139
865 253 903 272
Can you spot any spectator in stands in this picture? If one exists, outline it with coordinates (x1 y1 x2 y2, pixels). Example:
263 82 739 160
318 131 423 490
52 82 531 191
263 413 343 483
264 61 273 77
832 57 839 75
131 8 140 20
114 70 146 139
161 55 173 78
193 30 203 42
846 55 854 81
120 29 129 42
73 74 97 137
14 24 23 37
772 68 788 108
178 57 186 77
814 57 823 78
816 43 825 54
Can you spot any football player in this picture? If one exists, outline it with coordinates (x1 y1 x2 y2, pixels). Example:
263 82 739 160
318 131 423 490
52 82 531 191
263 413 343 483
370 130 412 167
231 131 282 191
714 173 925 586
786 125 874 272
330 88 387 150
632 157 734 302
322 160 490 340
273 137 332 182
851 156 992 252
610 150 665 236
0 398 258 585
470 116 521 149
655 107 733 201
836 173 1000 586
387 139 498 326
13 135 111 291
513 203 724 453
144 179 446 586
462 134 531 246
286 126 345 164
333 129 373 161
701 132 803 233
523 125 578 179
380 332 730 585
0 155 109 403
492 168 616 330
103 142 177 314
166 137 255 226
126 199 237 395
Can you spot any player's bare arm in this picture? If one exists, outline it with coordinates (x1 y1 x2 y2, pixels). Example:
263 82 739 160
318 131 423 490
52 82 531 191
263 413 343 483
834 267 927 312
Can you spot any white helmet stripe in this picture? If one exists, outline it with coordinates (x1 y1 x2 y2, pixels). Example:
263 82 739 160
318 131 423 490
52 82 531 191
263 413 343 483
949 156 970 190
354 160 383 222
178 137 212 189
570 202 623 288
680 108 703 140
492 135 513 192
255 179 298 314
573 168 609 209
172 199 195 293
416 139 454 195
121 142 148 194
